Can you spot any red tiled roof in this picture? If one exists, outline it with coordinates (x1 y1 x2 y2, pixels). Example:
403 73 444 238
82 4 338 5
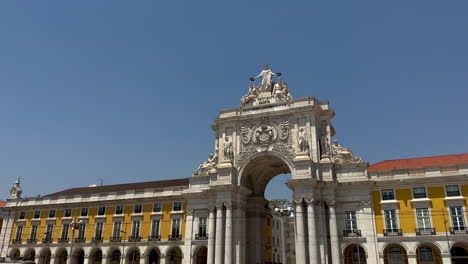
368 153 468 172
0 200 6 207
45 178 190 197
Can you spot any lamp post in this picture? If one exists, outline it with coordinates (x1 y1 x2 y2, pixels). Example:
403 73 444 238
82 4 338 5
43 231 50 264
442 209 453 264
68 219 83 264
120 229 127 264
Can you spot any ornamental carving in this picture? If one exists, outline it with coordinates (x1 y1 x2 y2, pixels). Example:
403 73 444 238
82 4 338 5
331 140 363 164
237 118 294 165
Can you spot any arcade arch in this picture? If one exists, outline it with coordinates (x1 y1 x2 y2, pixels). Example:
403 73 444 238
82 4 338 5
166 246 182 264
383 244 408 264
343 244 367 264
125 247 140 264
23 248 36 261
146 248 160 264
415 243 441 264
89 248 103 264
9 248 20 260
38 248 52 264
193 246 207 264
107 248 121 264
54 248 68 264
451 242 468 264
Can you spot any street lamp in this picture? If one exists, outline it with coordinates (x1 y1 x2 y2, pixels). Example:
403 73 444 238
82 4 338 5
67 219 83 264
120 229 127 264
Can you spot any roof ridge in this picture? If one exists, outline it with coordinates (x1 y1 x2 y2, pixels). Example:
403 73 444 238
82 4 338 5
372 153 468 164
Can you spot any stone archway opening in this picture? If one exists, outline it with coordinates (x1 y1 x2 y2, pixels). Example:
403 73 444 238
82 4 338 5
108 248 121 264
38 248 52 264
451 242 468 264
239 153 292 264
166 247 182 264
23 248 36 261
344 244 367 264
55 248 68 264
125 248 140 264
73 249 85 264
9 248 20 260
147 248 160 264
89 248 103 264
194 246 207 264
416 244 441 264
383 244 408 264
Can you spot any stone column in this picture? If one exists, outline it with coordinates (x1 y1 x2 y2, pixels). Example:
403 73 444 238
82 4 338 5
50 254 57 264
407 254 417 264
207 206 216 264
327 200 340 264
317 201 327 263
294 199 307 264
102 255 109 264
305 198 319 264
159 255 166 264
224 202 233 264
215 202 224 264
83 256 89 264
441 254 452 264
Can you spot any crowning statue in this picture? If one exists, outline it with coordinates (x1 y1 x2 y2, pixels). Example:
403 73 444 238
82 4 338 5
331 140 363 164
241 64 292 106
9 177 22 199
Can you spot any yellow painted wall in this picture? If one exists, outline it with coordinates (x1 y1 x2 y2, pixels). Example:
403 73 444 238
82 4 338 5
10 201 187 244
396 189 415 234
427 186 448 233
463 185 468 223
372 191 384 234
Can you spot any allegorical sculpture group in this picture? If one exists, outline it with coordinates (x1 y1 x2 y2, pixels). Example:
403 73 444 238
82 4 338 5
241 64 292 106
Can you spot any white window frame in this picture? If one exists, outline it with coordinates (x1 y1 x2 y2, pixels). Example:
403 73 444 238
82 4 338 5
133 205 142 214
45 224 54 240
150 219 161 237
382 189 395 201
449 206 466 230
173 202 182 211
171 217 181 236
77 223 86 239
95 222 104 239
198 216 207 235
445 185 461 197
415 208 432 229
344 211 358 232
383 209 399 231
412 187 427 199
64 209 72 218
18 212 26 220
97 207 106 216
33 211 41 219
61 223 70 240
153 203 162 213
30 224 38 240
115 206 124 215
15 225 23 241
80 208 88 217
131 220 141 237
112 221 122 238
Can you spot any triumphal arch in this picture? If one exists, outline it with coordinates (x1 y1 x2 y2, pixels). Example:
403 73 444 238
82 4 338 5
189 64 369 264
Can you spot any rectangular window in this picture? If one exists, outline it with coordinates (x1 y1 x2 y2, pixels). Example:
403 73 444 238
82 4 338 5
153 203 162 213
64 209 72 217
49 210 56 218
171 218 181 235
77 223 86 239
30 224 38 240
413 187 427 199
134 205 142 214
173 202 182 211
382 189 395 200
95 222 104 239
384 209 398 231
198 217 207 235
45 224 54 240
61 224 69 240
345 211 357 232
416 208 432 229
446 185 460 197
81 208 88 217
98 207 106 216
19 212 26 220
33 211 40 219
151 219 160 237
112 221 122 238
131 221 141 237
450 206 465 230
115 206 123 215
15 225 23 241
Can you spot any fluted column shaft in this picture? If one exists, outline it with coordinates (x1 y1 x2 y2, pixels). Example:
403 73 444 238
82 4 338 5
306 199 319 263
328 202 340 264
215 204 224 264
294 200 307 263
224 203 233 264
207 207 216 264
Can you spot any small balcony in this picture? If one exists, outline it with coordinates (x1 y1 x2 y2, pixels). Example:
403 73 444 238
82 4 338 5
169 234 182 241
148 235 161 241
110 236 121 242
42 238 53 243
343 230 361 237
416 228 435 236
58 237 69 243
450 227 468 235
92 237 103 243
128 236 142 242
75 237 86 243
384 228 402 236
27 239 37 244
195 234 208 240
12 239 22 244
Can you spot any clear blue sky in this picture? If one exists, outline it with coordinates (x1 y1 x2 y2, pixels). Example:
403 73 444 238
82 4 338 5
1 1 467 200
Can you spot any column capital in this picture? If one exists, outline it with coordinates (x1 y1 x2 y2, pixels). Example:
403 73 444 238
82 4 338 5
208 206 216 212
224 201 233 209
304 197 315 204
326 199 336 207
293 198 304 204
186 209 194 216
215 201 224 209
